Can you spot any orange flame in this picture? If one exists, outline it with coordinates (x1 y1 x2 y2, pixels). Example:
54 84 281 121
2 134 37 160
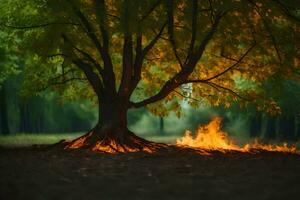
92 140 153 153
67 132 92 149
176 117 299 154
65 132 157 153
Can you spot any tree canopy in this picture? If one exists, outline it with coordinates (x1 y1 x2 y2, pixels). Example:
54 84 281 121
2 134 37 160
1 0 300 115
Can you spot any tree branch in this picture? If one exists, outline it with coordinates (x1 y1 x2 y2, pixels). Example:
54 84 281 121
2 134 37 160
67 0 116 94
200 42 256 82
142 22 167 56
210 52 266 68
45 53 70 59
49 77 87 86
48 68 77 82
37 77 87 92
118 1 134 97
140 0 162 22
72 59 103 96
248 0 282 63
272 0 300 23
165 0 184 68
129 20 167 97
188 11 226 67
130 11 225 108
0 22 81 29
186 0 199 64
174 90 203 103
62 34 104 78
118 34 133 96
206 82 250 101
131 34 143 87
92 0 110 52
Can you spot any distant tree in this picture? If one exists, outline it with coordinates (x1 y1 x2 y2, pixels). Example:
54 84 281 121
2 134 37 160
0 82 9 134
262 78 300 139
1 0 300 152
0 31 20 134
159 117 164 135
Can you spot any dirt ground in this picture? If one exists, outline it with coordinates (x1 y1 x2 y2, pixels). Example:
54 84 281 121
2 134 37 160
1 146 300 200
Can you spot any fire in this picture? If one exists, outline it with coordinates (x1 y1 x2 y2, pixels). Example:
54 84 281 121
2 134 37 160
92 140 154 153
65 132 160 153
176 117 240 151
176 117 299 154
67 132 92 149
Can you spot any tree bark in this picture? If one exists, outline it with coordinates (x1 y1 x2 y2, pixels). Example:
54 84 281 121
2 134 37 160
65 93 166 153
96 95 129 140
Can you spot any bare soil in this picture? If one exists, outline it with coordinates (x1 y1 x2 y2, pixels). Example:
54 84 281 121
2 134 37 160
1 146 300 200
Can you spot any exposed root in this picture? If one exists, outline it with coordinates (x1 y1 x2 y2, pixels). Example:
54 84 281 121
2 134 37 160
64 129 168 154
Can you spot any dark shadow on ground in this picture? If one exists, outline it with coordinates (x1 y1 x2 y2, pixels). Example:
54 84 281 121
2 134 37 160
1 146 300 200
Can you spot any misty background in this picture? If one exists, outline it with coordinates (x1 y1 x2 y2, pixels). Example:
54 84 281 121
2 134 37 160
1 72 300 142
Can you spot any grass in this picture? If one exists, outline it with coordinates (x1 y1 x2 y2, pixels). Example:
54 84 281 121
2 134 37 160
0 133 179 147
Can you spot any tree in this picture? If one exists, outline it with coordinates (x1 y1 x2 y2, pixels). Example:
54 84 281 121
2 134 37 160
0 47 9 134
1 0 300 152
0 82 10 134
0 31 20 134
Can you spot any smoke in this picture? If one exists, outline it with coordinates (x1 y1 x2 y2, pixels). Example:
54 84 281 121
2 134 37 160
129 105 238 135
129 104 253 144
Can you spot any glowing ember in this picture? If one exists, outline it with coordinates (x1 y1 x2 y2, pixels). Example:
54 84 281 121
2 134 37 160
176 117 299 154
91 140 153 153
65 132 161 154
67 132 92 149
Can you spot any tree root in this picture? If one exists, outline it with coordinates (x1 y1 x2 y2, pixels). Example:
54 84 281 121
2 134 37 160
63 129 168 153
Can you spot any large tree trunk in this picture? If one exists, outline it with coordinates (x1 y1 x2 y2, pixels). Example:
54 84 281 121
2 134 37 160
0 83 10 134
97 96 128 139
65 95 166 153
